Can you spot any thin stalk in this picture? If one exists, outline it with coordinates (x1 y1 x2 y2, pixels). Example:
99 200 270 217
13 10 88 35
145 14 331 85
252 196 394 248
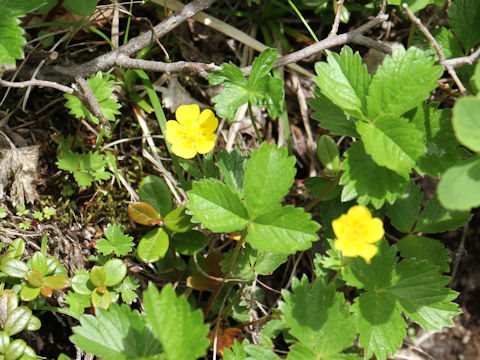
304 176 340 212
195 154 207 177
287 0 320 42
247 102 262 143
32 305 81 321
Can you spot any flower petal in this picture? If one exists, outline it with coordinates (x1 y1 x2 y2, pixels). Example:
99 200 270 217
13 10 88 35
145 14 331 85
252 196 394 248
172 141 197 159
364 218 385 243
198 109 218 133
165 120 184 144
176 104 200 127
196 133 217 154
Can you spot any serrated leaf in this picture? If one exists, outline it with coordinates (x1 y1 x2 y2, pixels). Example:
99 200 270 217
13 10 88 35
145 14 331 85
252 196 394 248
64 291 91 316
243 143 296 217
453 96 480 152
279 276 356 358
64 0 99 16
438 156 480 210
248 48 277 87
138 175 172 217
96 224 134 256
357 116 424 177
56 150 109 188
143 284 209 360
414 195 472 233
398 235 450 272
247 205 319 253
314 46 370 119
113 276 139 305
70 303 162 359
172 230 206 255
0 0 46 16
215 149 249 193
448 0 480 52
386 180 423 232
0 16 24 66
387 260 460 331
411 104 463 177
187 179 248 232
366 47 443 120
127 202 159 226
309 89 358 137
136 228 169 263
340 142 407 209
432 27 465 59
352 291 406 360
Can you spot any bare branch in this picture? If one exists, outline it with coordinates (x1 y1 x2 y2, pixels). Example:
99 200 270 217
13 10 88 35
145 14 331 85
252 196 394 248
443 47 480 68
329 0 345 37
0 79 73 94
75 76 111 132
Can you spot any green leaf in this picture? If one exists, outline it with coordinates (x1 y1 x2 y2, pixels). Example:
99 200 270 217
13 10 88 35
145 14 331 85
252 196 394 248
56 150 109 188
279 276 356 358
0 258 29 278
431 27 465 59
314 46 370 119
71 273 95 295
352 291 406 360
112 277 139 305
138 175 173 218
386 180 423 233
127 202 159 226
71 303 162 359
27 270 44 288
163 206 194 233
316 135 340 174
448 0 480 52
453 96 480 152
304 177 341 202
414 195 472 233
64 72 121 124
438 156 480 210
5 338 27 360
102 259 127 287
248 48 277 86
387 260 460 331
0 0 46 16
171 230 206 255
136 228 169 263
5 307 32 336
247 205 320 253
187 179 248 232
243 143 296 217
388 0 431 12
0 16 24 66
89 266 105 287
64 291 91 316
398 235 450 272
64 0 99 16
91 289 111 309
309 89 358 137
96 224 134 256
31 252 47 275
6 238 24 259
43 275 69 290
143 284 209 360
357 116 424 177
340 142 407 209
215 149 249 193
366 47 443 120
472 61 480 94
20 285 41 302
411 104 463 177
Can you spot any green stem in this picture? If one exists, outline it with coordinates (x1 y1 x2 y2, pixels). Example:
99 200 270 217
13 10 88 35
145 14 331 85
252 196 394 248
248 102 262 143
287 0 320 42
195 154 207 177
95 126 105 153
31 305 81 321
203 229 247 319
304 176 340 212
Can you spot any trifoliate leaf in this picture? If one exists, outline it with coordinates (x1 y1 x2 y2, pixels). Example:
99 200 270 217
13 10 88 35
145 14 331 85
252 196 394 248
414 195 472 233
64 291 91 316
215 149 249 193
279 276 356 358
64 72 121 124
340 142 407 209
357 116 424 177
243 142 296 217
366 47 443 121
438 156 480 210
309 89 358 137
187 179 248 232
411 104 464 177
95 224 134 256
448 0 480 52
56 150 109 188
352 291 406 360
432 27 464 59
314 46 370 120
398 235 450 272
386 180 423 233
138 175 173 218
70 303 162 359
387 260 460 331
143 284 209 360
247 205 320 253
112 276 139 305
453 96 480 152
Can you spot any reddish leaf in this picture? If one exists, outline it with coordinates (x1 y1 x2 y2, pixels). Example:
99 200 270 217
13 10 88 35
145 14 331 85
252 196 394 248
127 202 159 225
186 274 212 291
40 285 53 298
209 327 244 355
206 250 224 278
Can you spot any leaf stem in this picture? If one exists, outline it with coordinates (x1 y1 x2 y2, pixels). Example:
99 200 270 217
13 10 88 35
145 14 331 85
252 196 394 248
30 305 81 321
247 102 262 143
195 154 207 177
304 176 340 212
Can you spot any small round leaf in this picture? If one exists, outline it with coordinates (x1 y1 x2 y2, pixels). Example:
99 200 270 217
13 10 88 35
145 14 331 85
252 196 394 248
43 275 70 290
4 307 32 336
139 175 173 217
103 259 127 287
164 206 194 233
89 266 106 287
71 274 95 295
136 228 169 263
172 230 206 255
20 284 41 302
127 202 160 225
26 315 41 332
91 289 111 309
5 339 27 360
31 252 47 275
0 259 29 279
27 271 43 288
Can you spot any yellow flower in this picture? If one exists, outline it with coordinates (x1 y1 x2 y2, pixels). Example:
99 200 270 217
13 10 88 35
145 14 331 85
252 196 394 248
332 205 384 263
165 104 218 159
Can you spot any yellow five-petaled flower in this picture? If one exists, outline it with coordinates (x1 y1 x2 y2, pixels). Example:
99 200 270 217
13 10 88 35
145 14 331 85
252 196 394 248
165 104 218 159
332 205 384 263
